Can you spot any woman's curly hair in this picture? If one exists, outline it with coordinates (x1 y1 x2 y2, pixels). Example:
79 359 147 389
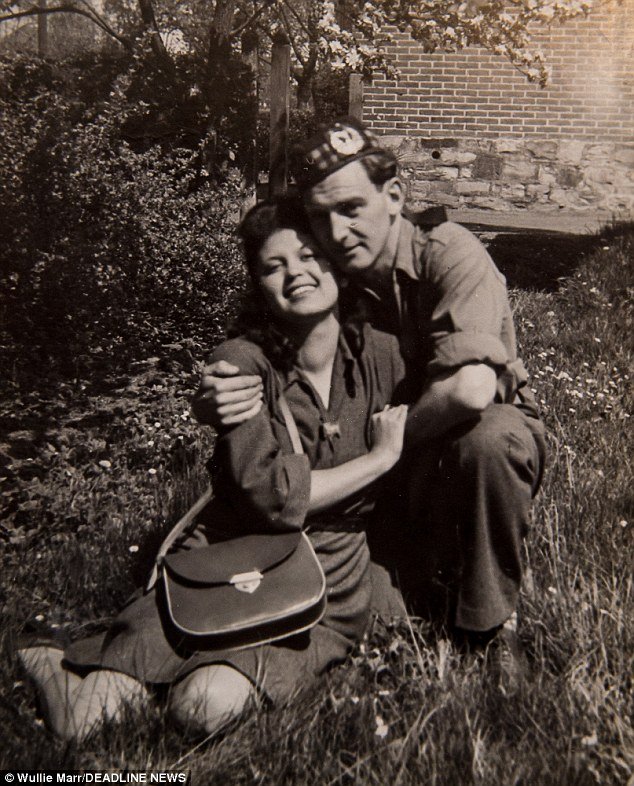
228 196 365 371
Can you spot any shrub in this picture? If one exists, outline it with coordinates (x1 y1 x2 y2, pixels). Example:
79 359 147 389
0 59 247 389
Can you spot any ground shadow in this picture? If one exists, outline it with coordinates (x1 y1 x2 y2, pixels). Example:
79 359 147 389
463 225 602 292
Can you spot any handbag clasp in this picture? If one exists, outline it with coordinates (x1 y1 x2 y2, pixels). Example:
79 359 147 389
230 570 263 594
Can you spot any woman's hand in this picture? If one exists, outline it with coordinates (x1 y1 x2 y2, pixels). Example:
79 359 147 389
309 404 408 513
369 405 409 471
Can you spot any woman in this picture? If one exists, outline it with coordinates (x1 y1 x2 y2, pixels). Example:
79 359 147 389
18 197 408 742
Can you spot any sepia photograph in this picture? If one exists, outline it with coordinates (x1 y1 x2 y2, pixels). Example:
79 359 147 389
0 0 632 782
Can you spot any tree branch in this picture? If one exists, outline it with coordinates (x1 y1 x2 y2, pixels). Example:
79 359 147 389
0 4 131 49
74 0 132 48
279 0 313 41
229 0 271 39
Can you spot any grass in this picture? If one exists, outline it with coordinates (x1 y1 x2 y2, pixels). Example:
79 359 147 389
1 225 632 784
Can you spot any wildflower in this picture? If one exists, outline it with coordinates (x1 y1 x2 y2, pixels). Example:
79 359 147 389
98 460 112 469
148 468 158 475
593 337 601 343
581 732 598 747
35 614 45 622
375 714 389 738
147 440 154 447
619 520 628 528
547 586 558 595
154 422 161 428
129 544 139 553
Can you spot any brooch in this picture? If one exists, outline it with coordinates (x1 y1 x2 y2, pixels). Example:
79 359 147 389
320 421 341 441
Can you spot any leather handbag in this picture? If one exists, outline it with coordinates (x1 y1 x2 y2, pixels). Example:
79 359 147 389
147 393 326 651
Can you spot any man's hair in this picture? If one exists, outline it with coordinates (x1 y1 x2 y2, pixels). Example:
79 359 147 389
358 150 399 188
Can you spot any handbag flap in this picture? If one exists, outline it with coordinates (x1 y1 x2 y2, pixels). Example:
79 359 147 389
163 531 301 585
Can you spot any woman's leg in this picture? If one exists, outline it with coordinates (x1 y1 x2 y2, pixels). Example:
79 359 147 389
169 664 256 737
18 646 147 742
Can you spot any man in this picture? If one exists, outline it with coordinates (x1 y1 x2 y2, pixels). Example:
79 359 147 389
193 118 545 687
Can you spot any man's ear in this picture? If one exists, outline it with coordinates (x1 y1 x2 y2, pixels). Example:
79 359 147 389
383 177 405 217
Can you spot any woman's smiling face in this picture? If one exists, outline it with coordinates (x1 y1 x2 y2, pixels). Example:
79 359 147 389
256 228 339 323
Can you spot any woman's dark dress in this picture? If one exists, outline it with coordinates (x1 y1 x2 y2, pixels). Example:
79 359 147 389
64 324 406 702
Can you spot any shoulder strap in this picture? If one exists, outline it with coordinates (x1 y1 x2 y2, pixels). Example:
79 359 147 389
278 392 304 455
404 205 448 231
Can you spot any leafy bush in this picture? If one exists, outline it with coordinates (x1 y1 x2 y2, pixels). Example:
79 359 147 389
0 57 247 389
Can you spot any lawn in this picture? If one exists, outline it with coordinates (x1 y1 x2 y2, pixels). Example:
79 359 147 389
1 224 632 785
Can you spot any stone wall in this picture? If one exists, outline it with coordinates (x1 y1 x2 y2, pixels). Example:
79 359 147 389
379 135 634 214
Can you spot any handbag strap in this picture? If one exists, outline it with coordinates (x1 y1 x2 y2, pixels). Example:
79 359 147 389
278 391 304 455
146 391 303 590
146 485 213 590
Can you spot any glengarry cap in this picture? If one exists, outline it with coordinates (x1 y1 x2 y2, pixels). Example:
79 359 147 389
291 117 382 190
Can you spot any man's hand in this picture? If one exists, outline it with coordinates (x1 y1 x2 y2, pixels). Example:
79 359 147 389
192 360 263 428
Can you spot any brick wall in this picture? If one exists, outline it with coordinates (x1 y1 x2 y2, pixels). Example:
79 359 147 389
362 0 634 213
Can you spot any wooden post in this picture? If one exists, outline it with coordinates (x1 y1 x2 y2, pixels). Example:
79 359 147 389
349 74 363 121
242 28 259 210
269 30 290 197
38 0 48 56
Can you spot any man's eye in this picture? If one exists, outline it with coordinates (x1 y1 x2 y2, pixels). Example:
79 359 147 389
340 203 360 218
300 252 315 262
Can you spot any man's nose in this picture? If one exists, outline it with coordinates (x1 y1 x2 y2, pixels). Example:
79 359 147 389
329 213 350 245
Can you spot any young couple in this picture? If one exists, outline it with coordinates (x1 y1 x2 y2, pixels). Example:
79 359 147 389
19 118 545 742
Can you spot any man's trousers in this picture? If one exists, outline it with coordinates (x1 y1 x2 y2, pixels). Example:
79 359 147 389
371 404 546 632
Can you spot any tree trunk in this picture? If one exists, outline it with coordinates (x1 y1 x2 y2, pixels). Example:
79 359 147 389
297 48 318 112
297 75 312 111
208 0 237 66
137 0 175 74
203 0 238 171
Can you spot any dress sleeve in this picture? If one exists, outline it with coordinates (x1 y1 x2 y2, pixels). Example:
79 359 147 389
207 339 311 533
421 223 510 377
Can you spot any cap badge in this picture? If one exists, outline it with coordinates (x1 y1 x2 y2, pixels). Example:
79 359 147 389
328 126 365 156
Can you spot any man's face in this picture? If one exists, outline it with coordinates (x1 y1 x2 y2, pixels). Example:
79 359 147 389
304 161 402 277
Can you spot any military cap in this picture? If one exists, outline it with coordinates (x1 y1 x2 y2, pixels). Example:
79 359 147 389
291 116 385 190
